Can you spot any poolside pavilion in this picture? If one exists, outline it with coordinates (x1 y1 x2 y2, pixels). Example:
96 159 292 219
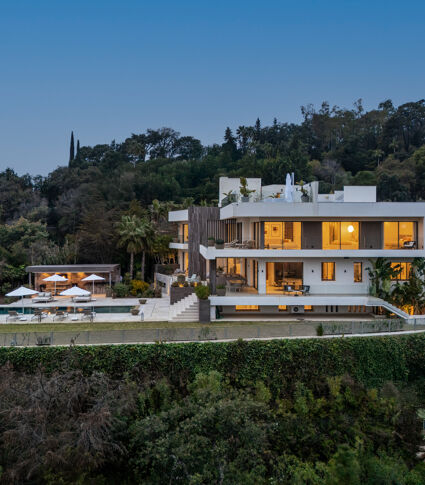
26 264 120 294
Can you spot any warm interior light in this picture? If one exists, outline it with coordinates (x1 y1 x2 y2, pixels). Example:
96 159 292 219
347 225 355 233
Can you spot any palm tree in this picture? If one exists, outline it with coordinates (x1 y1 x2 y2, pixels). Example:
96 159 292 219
391 258 425 314
136 218 155 281
366 258 401 298
117 215 142 279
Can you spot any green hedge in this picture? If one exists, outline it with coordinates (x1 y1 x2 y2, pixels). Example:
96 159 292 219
1 334 424 391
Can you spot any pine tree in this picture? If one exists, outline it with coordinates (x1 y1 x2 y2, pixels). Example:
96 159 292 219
69 131 75 163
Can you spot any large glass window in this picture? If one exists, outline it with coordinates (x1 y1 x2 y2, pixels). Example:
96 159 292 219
266 262 303 294
264 222 301 249
390 262 411 280
322 222 359 249
384 222 416 249
183 224 189 243
321 262 335 281
354 262 362 282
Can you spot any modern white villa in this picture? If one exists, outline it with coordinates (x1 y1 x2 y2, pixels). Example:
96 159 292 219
168 177 425 321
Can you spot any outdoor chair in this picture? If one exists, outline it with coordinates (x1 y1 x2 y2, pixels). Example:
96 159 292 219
31 309 48 322
224 239 239 248
72 295 93 303
82 309 95 322
6 311 21 322
301 285 310 295
53 310 68 321
403 240 416 249
33 292 54 303
187 274 200 283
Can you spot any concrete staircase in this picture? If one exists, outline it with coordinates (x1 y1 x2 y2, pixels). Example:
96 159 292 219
378 300 411 319
169 293 199 322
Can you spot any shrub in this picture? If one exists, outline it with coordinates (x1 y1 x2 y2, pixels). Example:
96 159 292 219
113 283 130 298
183 282 189 287
195 285 210 300
190 282 196 287
316 323 324 336
131 280 149 296
215 238 224 245
216 284 225 289
171 281 179 288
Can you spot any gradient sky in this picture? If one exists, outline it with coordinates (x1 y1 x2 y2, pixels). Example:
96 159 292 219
1 0 424 175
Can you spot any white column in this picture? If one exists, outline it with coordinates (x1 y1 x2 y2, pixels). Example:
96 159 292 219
258 260 266 294
210 305 216 321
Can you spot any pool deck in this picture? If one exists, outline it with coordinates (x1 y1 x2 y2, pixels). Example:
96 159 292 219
0 295 171 322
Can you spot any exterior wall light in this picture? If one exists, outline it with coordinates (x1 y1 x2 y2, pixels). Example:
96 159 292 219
347 225 355 233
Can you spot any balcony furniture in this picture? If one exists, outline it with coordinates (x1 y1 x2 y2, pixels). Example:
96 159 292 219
301 285 310 295
53 310 68 321
403 240 416 249
187 274 200 284
224 240 239 248
227 280 243 292
33 292 54 303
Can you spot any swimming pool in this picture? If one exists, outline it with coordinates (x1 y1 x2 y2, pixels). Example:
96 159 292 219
0 305 134 315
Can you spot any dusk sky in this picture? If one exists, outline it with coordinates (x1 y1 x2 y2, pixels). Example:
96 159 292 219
1 0 424 175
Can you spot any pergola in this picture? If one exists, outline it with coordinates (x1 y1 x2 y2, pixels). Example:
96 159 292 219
25 264 120 292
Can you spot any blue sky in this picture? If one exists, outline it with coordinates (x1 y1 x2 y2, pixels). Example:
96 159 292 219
1 0 424 175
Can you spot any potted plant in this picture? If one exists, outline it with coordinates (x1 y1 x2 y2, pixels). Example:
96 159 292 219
195 285 211 323
216 284 226 296
215 238 225 249
171 281 179 288
221 190 236 207
177 274 185 284
239 177 255 202
183 281 189 287
297 181 310 202
207 236 215 247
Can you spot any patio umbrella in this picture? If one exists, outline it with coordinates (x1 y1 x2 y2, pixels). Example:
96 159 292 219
81 274 105 295
43 274 68 296
60 286 90 314
6 286 38 314
285 173 293 202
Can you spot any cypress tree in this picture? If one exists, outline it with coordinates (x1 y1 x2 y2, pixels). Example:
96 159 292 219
76 139 80 156
69 131 75 163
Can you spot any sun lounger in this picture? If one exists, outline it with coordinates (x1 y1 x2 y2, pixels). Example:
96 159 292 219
72 296 94 303
31 309 48 322
81 309 95 322
53 311 68 321
6 311 21 322
33 292 54 303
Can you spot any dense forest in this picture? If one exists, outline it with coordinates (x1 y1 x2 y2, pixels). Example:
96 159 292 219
1 337 425 484
1 98 425 288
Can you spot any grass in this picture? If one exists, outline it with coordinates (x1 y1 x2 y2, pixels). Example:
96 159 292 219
0 320 303 333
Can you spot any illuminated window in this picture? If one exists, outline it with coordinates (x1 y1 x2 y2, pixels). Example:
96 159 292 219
235 305 259 311
278 305 288 311
321 262 335 281
304 305 313 311
384 222 416 249
184 252 188 271
322 222 358 249
183 224 189 243
354 262 362 282
264 222 301 249
390 262 411 280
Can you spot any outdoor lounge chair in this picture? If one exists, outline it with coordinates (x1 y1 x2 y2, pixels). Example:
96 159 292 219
224 239 239 248
53 310 68 321
187 274 200 283
6 311 21 322
31 309 48 322
72 295 93 303
81 309 95 322
33 292 54 303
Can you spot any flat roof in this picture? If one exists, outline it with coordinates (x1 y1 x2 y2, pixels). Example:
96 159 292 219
26 264 120 273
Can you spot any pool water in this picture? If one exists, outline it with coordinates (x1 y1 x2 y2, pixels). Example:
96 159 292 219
0 305 134 315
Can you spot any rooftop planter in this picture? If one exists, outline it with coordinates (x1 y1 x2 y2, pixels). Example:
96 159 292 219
207 237 215 247
239 177 255 202
215 239 224 249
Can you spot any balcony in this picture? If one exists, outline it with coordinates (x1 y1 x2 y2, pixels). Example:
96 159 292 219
169 234 188 250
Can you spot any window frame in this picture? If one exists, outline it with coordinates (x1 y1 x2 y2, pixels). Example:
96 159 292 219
321 262 336 281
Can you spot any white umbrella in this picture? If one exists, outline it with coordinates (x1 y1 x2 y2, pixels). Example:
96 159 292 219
285 173 293 202
60 286 91 315
81 274 105 295
43 274 68 296
6 286 38 314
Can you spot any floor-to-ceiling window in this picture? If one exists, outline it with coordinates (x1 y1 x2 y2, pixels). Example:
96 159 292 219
266 262 303 294
322 222 359 249
384 222 417 249
264 222 301 249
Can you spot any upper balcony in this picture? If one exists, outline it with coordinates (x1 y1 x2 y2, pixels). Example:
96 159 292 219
169 234 188 250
